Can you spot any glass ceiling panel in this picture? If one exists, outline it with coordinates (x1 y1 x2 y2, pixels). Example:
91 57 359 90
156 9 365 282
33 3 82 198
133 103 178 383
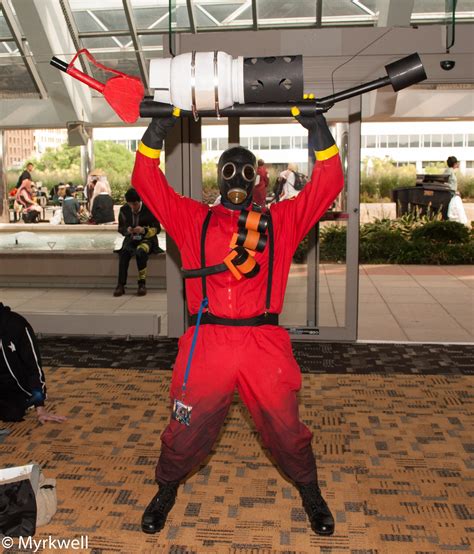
0 41 18 54
200 2 249 25
411 0 474 23
131 1 189 31
0 64 38 98
84 51 144 81
257 0 316 25
139 34 164 52
81 35 133 50
69 1 129 32
322 0 375 24
0 12 13 37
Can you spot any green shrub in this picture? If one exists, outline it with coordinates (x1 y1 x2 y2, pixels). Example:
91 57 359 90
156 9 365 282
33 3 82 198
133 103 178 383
359 230 407 263
319 225 346 263
311 218 473 265
411 220 470 244
458 174 474 199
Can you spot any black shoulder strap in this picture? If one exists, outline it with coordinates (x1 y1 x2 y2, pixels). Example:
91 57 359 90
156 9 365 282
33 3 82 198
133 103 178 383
201 210 212 299
265 212 274 312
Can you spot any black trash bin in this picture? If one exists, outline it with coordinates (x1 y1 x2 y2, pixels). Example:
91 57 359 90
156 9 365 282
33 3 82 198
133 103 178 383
391 174 454 219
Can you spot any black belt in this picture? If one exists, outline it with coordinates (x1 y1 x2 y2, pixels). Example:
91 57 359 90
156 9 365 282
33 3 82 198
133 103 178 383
188 312 279 327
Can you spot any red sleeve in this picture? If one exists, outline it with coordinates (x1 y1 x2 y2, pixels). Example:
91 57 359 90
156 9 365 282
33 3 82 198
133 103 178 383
270 155 344 252
131 151 205 248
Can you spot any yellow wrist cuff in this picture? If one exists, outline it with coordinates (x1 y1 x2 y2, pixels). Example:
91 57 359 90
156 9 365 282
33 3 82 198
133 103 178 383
138 142 161 159
315 144 339 161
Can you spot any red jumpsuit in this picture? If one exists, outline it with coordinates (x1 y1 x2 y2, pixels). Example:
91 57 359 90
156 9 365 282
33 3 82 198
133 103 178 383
132 150 343 485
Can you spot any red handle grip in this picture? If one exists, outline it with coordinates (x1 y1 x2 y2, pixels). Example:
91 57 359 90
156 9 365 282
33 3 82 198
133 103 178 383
66 66 105 94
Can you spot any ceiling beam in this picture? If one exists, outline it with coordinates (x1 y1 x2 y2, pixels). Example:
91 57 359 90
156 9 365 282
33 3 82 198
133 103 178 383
59 0 92 77
122 0 149 90
186 0 196 34
1 0 47 98
9 0 92 123
251 0 258 31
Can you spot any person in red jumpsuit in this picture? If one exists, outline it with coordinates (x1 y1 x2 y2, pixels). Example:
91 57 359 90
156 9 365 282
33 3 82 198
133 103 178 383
132 107 344 537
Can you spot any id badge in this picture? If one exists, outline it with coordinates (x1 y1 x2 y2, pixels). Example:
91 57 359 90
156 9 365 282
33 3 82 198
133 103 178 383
172 399 193 426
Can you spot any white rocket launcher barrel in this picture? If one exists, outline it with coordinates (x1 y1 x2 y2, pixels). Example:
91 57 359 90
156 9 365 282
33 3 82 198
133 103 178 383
149 52 303 117
143 52 426 118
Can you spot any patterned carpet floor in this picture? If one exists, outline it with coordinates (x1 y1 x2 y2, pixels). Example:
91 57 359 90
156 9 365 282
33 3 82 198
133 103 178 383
1 365 473 553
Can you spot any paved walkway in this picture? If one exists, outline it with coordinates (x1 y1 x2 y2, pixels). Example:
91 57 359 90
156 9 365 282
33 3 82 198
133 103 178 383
0 265 472 342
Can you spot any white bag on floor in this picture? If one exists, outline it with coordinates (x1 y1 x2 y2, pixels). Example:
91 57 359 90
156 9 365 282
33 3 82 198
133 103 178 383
50 209 62 225
0 463 57 536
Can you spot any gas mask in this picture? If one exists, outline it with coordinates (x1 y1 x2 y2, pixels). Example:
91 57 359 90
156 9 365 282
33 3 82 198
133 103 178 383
218 147 257 207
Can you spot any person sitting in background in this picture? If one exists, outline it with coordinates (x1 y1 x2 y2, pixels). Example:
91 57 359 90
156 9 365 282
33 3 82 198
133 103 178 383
17 162 34 189
0 303 66 424
276 163 301 202
253 159 269 208
15 179 42 223
114 188 163 297
445 156 459 193
91 180 115 224
62 187 82 224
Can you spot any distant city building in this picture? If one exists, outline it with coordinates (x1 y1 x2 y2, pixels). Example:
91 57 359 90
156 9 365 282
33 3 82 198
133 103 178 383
4 128 67 169
34 129 68 156
4 129 34 169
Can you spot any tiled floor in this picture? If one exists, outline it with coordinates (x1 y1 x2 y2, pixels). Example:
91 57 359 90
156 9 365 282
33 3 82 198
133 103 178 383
0 264 472 342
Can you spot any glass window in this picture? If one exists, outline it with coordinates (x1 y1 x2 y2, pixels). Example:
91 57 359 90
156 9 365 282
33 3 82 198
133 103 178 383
378 135 388 148
453 134 463 147
302 136 308 149
431 134 442 147
211 138 218 150
423 135 431 148
218 138 228 150
398 135 409 148
241 137 250 148
442 134 453 147
270 137 280 150
366 135 376 148
466 161 474 169
260 137 270 149
467 134 474 147
388 136 397 148
410 135 419 148
294 136 302 149
281 136 291 149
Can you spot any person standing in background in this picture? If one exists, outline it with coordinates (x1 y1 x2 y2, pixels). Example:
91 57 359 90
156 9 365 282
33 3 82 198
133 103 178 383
445 156 460 193
253 159 269 208
17 162 34 189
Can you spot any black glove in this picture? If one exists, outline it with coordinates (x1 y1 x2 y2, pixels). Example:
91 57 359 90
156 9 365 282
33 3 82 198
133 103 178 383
291 108 337 159
141 108 181 150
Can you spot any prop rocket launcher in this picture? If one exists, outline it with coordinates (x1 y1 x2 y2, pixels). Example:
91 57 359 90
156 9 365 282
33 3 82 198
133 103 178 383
51 50 427 122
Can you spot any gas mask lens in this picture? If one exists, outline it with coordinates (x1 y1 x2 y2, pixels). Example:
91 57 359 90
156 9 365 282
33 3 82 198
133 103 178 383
221 163 256 182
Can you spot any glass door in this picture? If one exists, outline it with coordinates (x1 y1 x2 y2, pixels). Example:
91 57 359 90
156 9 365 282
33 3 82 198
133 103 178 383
281 99 361 341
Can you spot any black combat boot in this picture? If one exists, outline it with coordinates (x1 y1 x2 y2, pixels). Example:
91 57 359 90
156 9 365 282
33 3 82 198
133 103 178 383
141 481 179 534
296 481 335 536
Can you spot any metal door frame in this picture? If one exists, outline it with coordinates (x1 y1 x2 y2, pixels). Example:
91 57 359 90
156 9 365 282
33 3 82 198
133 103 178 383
290 96 361 342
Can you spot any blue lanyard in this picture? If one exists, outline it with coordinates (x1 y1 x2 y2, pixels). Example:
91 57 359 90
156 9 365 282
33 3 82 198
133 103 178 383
181 297 208 398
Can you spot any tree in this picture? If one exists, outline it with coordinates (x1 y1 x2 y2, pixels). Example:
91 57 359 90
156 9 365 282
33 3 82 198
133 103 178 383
35 144 81 172
93 141 134 175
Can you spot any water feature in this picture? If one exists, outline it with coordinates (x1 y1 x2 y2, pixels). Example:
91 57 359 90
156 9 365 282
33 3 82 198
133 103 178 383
0 231 167 251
